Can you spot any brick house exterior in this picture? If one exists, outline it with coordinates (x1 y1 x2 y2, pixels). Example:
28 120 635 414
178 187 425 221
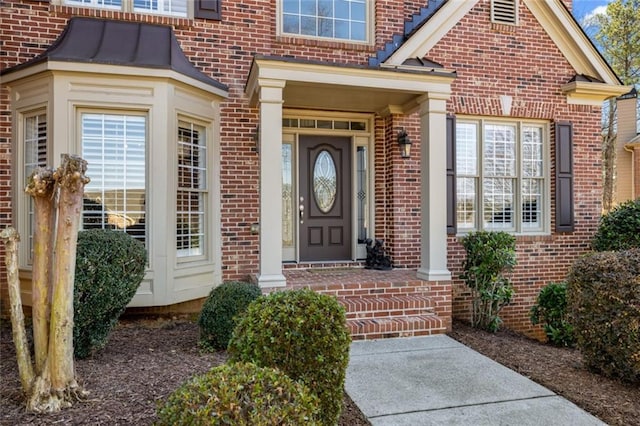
0 0 628 338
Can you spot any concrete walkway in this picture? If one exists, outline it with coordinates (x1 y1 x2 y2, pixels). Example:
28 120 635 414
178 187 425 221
345 335 605 426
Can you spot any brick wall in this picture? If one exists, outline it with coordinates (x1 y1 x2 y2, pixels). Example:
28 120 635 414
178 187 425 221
1 0 603 338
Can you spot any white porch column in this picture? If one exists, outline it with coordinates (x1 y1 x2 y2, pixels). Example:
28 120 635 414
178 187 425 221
416 93 452 281
257 78 287 287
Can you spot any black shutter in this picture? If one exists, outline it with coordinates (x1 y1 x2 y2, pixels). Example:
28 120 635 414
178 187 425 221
195 0 221 20
555 121 574 232
446 114 457 234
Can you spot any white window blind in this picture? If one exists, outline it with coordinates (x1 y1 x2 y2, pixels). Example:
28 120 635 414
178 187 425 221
177 121 207 258
81 113 147 244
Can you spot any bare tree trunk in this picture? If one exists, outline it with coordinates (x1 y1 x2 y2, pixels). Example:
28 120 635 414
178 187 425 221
48 155 89 398
1 228 35 393
24 167 56 375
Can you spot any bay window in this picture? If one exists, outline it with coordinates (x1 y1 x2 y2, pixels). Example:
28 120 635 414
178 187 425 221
24 111 48 261
81 113 147 244
177 121 208 259
456 119 547 233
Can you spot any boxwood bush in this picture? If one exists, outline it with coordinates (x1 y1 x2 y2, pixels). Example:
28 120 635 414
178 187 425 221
530 282 575 347
198 281 262 351
156 362 320 425
592 198 640 251
567 248 640 383
228 289 351 426
74 229 146 358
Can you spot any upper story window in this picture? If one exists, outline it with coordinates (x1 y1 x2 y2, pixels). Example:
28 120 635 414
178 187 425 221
280 0 370 43
456 119 547 234
63 0 188 17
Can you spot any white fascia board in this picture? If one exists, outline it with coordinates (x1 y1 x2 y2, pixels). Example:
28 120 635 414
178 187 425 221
523 0 621 85
384 0 480 66
2 61 229 99
562 81 633 105
250 58 455 95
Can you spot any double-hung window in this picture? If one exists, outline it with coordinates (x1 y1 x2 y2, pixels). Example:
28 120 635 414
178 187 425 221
281 0 369 42
81 113 147 245
62 0 188 17
456 119 546 233
176 121 208 259
24 111 48 261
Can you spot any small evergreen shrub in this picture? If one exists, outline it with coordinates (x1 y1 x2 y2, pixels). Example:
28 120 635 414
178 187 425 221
228 289 351 426
460 231 517 332
198 281 261 351
567 248 640 383
530 282 575 347
592 198 640 251
74 229 146 358
156 362 320 425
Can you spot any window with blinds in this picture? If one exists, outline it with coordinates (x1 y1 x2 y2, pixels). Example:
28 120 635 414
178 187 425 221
177 121 207 259
24 112 47 261
81 113 147 244
491 0 518 25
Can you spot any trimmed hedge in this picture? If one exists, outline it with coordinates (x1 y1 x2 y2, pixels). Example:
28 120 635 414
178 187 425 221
592 198 640 251
567 249 640 383
198 281 262 351
74 229 146 359
156 362 320 425
228 289 351 426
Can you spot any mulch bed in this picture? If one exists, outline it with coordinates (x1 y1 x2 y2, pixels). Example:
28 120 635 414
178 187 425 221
0 318 369 426
2 318 638 425
449 321 640 426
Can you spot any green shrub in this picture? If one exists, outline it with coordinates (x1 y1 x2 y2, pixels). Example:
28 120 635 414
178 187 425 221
592 198 640 251
460 231 517 332
530 282 575 347
156 362 320 425
228 289 351 426
567 248 640 383
74 229 146 359
198 281 261 351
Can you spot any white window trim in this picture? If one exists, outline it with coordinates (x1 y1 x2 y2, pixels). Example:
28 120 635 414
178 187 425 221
18 107 49 267
175 117 212 264
56 0 192 18
281 110 375 262
78 109 149 247
456 117 550 236
276 0 374 45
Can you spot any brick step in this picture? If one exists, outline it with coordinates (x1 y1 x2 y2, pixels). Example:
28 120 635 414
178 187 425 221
339 294 434 320
347 314 446 340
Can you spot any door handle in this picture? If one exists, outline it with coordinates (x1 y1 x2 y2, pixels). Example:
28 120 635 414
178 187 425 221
299 197 304 223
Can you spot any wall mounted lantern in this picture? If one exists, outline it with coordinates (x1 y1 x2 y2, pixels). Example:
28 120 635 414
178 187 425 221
397 129 412 158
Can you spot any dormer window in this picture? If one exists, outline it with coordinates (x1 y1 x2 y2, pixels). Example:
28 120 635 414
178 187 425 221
491 0 518 25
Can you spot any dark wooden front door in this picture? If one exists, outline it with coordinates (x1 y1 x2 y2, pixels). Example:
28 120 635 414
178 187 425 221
299 136 351 261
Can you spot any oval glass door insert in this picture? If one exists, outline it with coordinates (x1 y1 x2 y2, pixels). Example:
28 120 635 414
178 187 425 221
313 150 337 213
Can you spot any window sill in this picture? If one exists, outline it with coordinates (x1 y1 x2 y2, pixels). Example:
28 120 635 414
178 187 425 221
274 35 376 53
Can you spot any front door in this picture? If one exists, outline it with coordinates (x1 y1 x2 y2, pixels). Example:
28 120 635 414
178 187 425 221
299 135 351 261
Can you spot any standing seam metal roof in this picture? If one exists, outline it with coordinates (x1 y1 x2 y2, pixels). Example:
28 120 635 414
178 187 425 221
1 17 228 91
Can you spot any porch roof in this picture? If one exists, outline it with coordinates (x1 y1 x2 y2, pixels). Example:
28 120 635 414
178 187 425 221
245 55 456 115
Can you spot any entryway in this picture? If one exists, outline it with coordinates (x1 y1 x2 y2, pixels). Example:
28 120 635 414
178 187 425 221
299 135 352 261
